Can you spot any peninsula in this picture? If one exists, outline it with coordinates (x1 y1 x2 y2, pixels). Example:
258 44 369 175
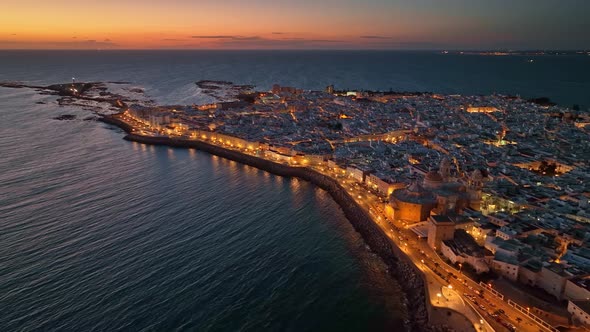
3 80 590 332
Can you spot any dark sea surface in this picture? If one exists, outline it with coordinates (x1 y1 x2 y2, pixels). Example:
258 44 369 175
1 51 589 332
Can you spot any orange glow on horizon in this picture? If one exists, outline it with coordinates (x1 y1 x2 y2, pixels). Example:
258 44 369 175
0 0 467 50
3 0 577 50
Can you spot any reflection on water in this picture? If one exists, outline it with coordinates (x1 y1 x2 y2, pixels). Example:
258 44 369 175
188 148 196 158
167 147 175 159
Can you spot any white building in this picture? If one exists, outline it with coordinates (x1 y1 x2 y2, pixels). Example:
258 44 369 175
538 263 572 300
440 229 490 274
365 173 399 197
492 253 519 281
346 166 366 183
568 300 590 327
496 226 518 240
564 276 590 301
265 150 292 163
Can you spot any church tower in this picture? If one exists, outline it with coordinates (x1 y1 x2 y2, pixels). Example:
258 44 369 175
467 169 484 210
439 157 451 182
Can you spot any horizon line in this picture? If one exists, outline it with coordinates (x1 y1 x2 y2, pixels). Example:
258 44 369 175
1 48 588 52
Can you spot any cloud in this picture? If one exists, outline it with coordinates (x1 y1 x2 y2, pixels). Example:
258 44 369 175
232 36 262 41
0 39 119 49
191 35 237 39
360 35 391 39
191 35 262 41
309 39 344 43
271 32 286 35
201 37 355 49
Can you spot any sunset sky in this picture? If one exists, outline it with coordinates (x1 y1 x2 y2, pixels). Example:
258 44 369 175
1 0 589 50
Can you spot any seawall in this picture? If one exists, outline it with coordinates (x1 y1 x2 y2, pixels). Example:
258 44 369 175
99 115 432 331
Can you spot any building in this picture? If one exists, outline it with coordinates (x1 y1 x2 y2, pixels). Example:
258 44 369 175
259 94 282 104
427 215 455 250
265 150 293 163
496 226 518 240
272 84 302 95
568 300 590 327
149 113 171 129
423 170 444 190
538 263 572 300
346 166 367 183
390 179 437 222
366 173 400 197
492 253 520 281
466 169 486 210
419 157 483 215
484 236 522 257
518 260 542 286
468 219 498 246
564 276 590 301
440 229 490 273
466 106 500 113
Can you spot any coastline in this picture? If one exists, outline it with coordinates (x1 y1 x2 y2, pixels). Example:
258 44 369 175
99 114 432 331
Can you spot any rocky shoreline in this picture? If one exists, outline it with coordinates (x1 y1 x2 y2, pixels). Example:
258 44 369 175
99 114 434 331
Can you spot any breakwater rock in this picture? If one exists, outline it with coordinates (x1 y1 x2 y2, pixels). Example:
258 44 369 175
53 114 77 121
99 114 434 331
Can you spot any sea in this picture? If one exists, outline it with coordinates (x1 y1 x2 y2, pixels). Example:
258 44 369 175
1 51 589 332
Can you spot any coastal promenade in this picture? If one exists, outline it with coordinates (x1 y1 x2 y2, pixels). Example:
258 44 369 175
101 112 560 332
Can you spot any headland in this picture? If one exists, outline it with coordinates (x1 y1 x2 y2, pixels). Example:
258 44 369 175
3 78 590 332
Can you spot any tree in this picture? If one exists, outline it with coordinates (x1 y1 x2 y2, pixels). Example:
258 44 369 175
573 104 580 111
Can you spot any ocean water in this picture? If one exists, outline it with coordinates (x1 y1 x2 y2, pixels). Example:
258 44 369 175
0 50 589 107
1 51 589 332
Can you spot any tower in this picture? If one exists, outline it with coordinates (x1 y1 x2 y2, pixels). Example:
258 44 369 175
272 84 281 94
427 215 455 250
467 169 484 210
440 157 451 181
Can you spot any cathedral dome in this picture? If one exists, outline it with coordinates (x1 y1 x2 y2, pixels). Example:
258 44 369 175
391 181 436 205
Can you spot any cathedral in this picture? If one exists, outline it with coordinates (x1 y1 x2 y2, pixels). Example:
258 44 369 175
388 157 486 223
